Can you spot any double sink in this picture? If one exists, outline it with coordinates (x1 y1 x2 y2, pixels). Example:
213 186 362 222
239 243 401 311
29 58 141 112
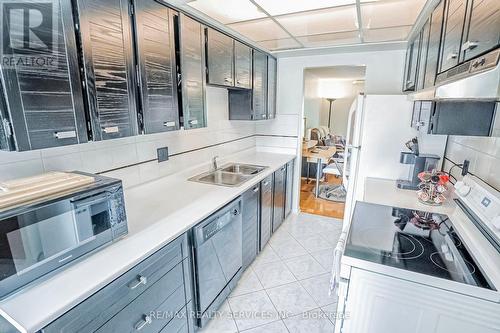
189 163 268 187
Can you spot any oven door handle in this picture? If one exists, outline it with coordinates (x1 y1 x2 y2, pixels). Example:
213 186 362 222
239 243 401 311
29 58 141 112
330 231 348 297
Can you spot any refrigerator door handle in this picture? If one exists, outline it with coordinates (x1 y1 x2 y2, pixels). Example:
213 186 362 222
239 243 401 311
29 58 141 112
343 102 357 186
329 231 348 296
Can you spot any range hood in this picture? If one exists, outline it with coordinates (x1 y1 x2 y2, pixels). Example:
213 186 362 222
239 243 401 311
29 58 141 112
411 48 500 101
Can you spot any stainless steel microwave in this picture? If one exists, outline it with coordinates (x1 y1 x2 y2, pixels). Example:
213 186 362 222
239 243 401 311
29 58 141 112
0 173 127 298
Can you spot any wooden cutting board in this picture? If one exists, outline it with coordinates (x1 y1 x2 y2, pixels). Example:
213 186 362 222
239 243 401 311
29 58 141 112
0 172 95 210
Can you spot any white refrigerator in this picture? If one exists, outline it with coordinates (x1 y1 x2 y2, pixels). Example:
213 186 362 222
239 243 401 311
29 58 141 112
341 94 428 224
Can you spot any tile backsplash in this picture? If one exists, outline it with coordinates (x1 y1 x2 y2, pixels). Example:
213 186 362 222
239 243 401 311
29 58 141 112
443 136 500 191
0 87 258 188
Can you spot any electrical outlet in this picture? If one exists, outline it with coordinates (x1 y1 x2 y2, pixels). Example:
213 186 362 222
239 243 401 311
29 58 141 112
157 147 169 162
462 159 470 176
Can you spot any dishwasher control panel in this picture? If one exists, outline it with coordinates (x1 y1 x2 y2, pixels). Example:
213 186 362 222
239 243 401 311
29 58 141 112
199 202 241 242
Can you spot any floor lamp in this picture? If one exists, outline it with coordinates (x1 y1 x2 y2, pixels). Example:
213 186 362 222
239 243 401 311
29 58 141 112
326 98 336 129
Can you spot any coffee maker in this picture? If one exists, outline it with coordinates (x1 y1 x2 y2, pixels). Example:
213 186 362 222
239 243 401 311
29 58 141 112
396 138 440 190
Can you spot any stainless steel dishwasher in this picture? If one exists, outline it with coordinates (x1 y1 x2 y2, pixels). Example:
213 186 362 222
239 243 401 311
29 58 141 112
192 198 242 327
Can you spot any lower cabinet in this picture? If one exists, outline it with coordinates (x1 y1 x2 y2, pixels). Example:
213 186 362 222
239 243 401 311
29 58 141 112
42 233 194 333
339 268 500 333
284 159 295 218
241 185 260 270
259 174 274 250
272 165 286 233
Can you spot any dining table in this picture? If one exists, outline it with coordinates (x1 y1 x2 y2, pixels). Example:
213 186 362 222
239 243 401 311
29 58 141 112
302 141 337 197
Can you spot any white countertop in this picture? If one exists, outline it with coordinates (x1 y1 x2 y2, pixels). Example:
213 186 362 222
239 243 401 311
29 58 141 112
363 177 457 215
0 149 295 333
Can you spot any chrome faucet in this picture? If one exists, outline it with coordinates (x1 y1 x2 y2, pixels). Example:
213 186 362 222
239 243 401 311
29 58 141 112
211 156 219 171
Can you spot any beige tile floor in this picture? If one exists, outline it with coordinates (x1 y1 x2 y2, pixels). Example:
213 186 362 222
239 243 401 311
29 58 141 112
200 213 343 333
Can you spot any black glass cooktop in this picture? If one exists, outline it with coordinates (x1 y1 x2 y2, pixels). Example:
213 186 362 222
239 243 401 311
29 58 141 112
345 201 493 290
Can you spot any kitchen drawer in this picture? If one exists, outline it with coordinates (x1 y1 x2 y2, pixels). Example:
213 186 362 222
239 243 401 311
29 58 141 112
43 233 189 333
95 261 186 333
159 302 194 333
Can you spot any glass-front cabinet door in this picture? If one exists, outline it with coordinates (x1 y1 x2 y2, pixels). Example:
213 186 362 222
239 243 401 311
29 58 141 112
134 1 179 134
440 0 467 72
461 0 500 61
179 14 206 129
76 0 138 141
252 50 268 120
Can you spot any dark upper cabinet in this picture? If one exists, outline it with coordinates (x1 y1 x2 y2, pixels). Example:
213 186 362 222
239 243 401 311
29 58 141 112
206 28 234 87
461 0 500 61
430 101 497 136
424 1 445 88
252 50 268 120
179 14 207 129
403 33 421 91
0 0 87 151
77 0 138 141
267 56 277 119
134 1 179 134
440 0 468 72
234 41 252 89
416 20 431 90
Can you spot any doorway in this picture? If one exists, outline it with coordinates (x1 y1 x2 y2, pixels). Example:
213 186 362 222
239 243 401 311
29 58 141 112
299 66 366 219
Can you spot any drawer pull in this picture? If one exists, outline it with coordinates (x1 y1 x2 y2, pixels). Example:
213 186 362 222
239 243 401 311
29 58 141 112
135 314 152 331
263 181 269 186
461 40 478 51
129 275 148 290
253 187 259 193
446 53 458 61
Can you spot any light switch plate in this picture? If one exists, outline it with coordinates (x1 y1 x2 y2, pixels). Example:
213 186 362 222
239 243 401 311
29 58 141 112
157 147 169 162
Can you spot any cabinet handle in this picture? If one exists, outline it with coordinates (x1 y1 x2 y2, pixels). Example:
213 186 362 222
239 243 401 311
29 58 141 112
253 187 259 193
224 78 232 83
461 40 478 52
54 131 76 139
135 314 152 331
103 126 119 134
263 181 269 186
129 275 148 290
163 121 176 127
446 53 458 61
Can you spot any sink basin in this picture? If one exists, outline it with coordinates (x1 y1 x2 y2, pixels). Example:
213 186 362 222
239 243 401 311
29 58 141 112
195 171 249 187
220 163 266 175
188 163 268 187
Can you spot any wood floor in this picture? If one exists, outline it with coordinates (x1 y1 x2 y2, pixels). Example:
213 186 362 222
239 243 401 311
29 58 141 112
299 176 345 219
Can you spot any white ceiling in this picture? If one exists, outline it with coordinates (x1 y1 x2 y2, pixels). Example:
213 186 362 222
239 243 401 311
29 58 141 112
184 0 427 51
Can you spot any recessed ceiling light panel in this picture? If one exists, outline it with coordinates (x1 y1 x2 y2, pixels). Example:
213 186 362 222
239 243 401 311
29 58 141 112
276 6 358 36
228 18 290 41
254 0 355 16
187 0 266 24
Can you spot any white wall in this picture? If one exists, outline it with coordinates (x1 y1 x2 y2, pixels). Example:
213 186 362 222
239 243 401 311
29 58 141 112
0 87 257 188
444 136 500 191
